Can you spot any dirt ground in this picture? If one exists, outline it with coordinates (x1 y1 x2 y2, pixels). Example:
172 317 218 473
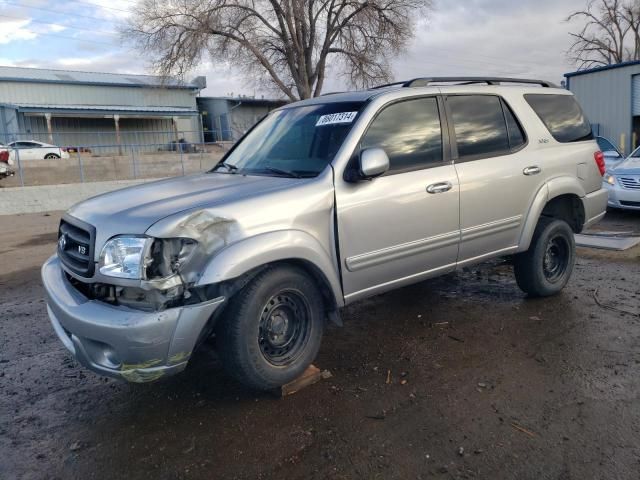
1 210 639 480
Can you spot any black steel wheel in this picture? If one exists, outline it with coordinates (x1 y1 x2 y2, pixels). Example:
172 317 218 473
216 265 325 390
514 217 575 297
258 290 311 366
542 235 570 283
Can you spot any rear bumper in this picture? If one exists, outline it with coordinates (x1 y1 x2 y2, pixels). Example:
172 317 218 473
582 187 608 229
42 255 225 382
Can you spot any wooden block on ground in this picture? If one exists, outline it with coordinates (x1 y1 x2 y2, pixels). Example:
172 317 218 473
279 364 330 397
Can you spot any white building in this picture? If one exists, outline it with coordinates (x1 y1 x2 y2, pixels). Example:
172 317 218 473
0 66 205 153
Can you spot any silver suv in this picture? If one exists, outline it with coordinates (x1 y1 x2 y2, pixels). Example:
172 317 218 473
42 77 608 389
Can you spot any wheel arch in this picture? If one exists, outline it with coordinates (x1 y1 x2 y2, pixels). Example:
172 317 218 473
196 230 344 308
519 177 587 251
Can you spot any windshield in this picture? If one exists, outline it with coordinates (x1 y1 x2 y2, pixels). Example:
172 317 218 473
214 102 364 177
597 137 619 154
629 146 640 158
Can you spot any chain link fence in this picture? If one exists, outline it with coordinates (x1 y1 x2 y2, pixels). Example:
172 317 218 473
1 130 230 188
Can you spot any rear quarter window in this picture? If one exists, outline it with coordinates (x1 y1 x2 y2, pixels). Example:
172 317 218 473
524 94 593 143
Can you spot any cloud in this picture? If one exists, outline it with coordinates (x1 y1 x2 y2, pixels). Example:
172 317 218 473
0 0 597 98
0 19 37 44
31 52 146 75
47 24 67 33
0 57 40 68
390 0 588 83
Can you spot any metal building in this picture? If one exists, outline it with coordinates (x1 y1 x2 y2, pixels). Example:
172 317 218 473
197 96 287 142
565 61 640 155
0 66 206 153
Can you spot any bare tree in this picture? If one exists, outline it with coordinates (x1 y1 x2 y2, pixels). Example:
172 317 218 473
124 0 431 100
567 0 640 69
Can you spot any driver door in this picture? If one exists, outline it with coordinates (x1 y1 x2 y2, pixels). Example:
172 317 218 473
335 96 460 302
12 142 37 161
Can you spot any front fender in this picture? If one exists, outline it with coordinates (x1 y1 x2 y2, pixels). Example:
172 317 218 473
195 230 344 306
518 176 587 251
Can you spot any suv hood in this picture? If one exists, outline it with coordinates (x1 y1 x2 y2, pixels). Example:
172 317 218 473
69 172 299 238
613 157 640 175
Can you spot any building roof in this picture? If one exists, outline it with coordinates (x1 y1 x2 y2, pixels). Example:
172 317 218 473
14 103 198 116
564 60 640 78
0 66 206 90
198 96 288 105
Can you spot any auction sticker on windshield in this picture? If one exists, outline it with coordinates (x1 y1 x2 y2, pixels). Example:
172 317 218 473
316 112 358 126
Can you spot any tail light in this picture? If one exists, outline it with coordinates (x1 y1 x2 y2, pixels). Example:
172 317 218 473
0 150 8 163
594 151 605 176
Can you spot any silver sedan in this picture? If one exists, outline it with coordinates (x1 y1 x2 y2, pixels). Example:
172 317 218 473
604 148 640 211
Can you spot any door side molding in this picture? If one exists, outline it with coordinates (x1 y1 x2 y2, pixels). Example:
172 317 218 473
345 230 460 272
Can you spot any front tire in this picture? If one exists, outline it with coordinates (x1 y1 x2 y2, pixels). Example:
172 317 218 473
514 217 575 297
44 153 60 159
216 265 325 390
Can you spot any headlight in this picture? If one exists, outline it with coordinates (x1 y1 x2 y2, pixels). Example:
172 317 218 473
604 173 616 185
99 236 152 279
146 238 198 279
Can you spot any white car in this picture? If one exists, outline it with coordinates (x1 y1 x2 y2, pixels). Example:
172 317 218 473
7 140 70 161
604 147 640 211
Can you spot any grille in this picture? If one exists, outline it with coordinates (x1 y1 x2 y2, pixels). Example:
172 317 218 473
620 200 640 207
619 176 640 190
58 216 95 277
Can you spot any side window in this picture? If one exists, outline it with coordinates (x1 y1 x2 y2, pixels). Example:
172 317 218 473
524 94 593 143
361 97 443 173
502 100 526 150
448 95 510 159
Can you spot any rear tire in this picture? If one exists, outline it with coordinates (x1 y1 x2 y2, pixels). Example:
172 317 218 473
514 217 575 297
216 265 325 390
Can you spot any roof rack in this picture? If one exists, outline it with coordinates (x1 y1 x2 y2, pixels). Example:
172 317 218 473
371 77 557 89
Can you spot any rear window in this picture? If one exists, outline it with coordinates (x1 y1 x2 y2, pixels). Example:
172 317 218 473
448 95 510 159
524 94 592 143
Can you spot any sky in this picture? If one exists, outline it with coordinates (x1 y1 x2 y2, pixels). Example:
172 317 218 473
0 0 589 97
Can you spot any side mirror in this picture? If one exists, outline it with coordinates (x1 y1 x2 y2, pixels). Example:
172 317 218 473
603 150 621 159
359 148 390 179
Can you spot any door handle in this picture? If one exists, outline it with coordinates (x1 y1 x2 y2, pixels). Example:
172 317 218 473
523 166 541 176
426 181 452 194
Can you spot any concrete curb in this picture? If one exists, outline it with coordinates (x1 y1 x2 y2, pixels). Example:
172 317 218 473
0 179 162 215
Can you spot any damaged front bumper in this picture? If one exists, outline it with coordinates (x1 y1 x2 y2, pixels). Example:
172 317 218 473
42 255 224 382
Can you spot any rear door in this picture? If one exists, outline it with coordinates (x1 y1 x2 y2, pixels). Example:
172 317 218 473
335 96 460 302
446 94 545 264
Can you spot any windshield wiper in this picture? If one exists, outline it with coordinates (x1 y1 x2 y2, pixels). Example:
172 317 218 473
213 161 239 173
261 166 302 178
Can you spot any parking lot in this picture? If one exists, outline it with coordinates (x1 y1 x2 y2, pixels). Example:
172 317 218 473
1 210 638 480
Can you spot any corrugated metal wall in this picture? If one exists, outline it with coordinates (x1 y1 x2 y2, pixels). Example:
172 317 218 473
17 115 199 154
0 105 19 143
633 75 640 116
568 64 640 154
0 82 197 108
